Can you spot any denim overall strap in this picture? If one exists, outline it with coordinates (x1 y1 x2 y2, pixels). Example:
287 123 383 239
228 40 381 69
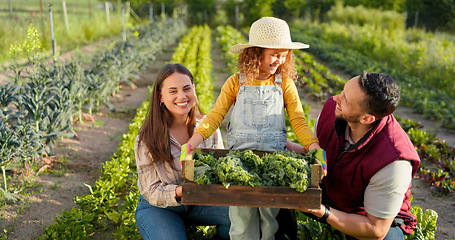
226 74 286 151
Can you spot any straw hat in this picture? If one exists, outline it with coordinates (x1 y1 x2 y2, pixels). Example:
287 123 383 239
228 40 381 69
230 17 309 54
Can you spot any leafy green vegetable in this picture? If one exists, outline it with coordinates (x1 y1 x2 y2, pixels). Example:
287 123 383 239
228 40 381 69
193 149 314 192
407 206 438 240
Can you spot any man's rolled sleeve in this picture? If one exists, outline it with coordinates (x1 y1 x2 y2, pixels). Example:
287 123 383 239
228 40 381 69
364 160 412 219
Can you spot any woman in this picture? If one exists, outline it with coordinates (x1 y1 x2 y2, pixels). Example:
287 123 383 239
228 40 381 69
134 63 230 240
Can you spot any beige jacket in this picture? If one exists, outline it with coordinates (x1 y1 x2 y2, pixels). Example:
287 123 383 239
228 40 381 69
135 120 223 207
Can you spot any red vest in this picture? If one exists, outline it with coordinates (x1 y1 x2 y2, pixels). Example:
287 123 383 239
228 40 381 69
316 97 420 235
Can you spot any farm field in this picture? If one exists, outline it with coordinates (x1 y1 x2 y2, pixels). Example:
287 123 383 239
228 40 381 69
0 46 175 240
1 17 455 240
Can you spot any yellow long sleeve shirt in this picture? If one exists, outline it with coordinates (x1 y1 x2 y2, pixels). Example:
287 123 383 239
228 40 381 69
195 73 318 150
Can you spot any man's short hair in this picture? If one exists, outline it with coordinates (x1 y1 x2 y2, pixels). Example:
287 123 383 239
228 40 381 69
358 71 400 119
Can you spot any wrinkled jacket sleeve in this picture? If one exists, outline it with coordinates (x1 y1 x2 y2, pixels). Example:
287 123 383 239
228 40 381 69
135 136 180 207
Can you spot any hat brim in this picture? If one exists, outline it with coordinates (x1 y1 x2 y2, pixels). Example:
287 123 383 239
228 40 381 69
230 42 309 54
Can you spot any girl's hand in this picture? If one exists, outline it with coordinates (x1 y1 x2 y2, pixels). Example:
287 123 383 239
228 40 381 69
286 139 306 154
308 142 321 151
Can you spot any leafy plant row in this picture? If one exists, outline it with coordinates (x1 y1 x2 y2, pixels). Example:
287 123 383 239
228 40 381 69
171 25 214 113
314 4 455 97
41 97 149 239
399 118 455 194
290 22 455 130
215 25 243 74
216 25 439 240
294 51 345 100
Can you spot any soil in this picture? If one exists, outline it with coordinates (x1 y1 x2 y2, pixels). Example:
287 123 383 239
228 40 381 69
1 38 454 240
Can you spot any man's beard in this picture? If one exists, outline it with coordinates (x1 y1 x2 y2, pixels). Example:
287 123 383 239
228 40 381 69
335 112 361 124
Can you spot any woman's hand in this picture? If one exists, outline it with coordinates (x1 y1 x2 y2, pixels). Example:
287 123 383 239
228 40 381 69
175 186 182 201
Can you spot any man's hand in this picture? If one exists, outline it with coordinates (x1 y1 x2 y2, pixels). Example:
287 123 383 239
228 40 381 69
299 204 326 219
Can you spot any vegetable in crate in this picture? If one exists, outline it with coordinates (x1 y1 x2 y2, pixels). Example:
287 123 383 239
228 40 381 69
193 149 314 192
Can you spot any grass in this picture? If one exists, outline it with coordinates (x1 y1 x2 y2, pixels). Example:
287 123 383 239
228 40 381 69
0 0 125 64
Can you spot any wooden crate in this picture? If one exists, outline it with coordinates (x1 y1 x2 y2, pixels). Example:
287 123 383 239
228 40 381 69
181 148 322 209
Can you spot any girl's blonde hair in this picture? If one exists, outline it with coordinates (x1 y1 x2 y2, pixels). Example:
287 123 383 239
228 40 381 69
237 47 297 84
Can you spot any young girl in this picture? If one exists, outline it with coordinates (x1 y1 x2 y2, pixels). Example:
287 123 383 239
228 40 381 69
134 63 230 239
185 17 320 240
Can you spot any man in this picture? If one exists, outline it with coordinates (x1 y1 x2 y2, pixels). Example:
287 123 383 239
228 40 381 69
302 71 420 239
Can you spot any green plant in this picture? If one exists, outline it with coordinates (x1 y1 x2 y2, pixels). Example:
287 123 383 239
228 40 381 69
407 206 438 240
1 8 123 64
0 120 42 203
40 207 96 240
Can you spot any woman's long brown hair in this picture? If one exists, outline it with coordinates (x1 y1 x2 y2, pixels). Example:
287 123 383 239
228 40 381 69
238 47 297 84
137 63 202 170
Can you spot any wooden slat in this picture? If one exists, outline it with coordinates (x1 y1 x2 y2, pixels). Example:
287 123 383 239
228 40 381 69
311 163 322 188
182 182 321 209
182 160 194 181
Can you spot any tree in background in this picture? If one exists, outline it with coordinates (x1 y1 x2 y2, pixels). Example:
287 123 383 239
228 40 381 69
283 0 307 19
119 0 455 32
406 0 455 31
304 0 336 22
243 0 275 25
343 0 405 12
220 0 241 27
186 0 216 25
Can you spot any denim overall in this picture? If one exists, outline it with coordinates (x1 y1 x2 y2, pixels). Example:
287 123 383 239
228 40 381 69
228 74 286 240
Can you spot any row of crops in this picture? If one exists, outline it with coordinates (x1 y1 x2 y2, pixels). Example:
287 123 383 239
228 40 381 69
290 21 455 130
171 24 214 113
